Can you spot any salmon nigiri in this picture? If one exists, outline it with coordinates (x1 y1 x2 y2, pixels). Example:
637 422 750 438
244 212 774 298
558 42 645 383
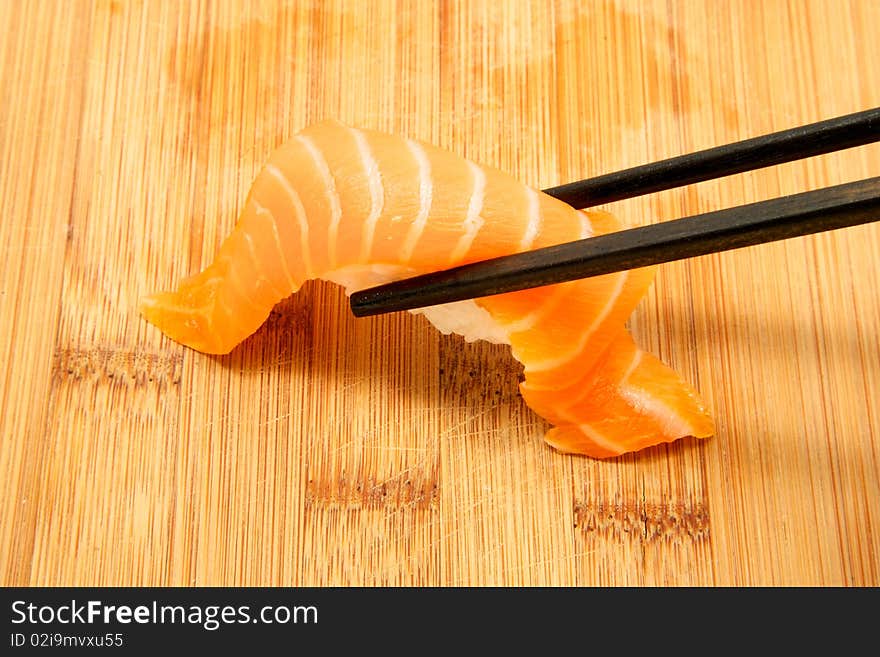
141 120 713 458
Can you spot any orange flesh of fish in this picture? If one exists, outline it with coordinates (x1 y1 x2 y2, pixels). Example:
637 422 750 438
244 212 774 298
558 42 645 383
140 120 714 458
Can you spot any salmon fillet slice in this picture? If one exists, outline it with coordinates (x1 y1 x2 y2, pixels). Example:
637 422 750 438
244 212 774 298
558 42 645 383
141 120 714 458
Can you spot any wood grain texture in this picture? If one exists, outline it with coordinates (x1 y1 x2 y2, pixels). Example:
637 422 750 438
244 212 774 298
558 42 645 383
1 0 877 586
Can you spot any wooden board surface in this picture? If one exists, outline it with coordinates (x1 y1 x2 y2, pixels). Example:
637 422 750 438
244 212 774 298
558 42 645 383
1 0 878 586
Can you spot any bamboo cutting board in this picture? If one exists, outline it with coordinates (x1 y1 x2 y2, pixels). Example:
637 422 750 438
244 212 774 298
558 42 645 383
1 0 878 587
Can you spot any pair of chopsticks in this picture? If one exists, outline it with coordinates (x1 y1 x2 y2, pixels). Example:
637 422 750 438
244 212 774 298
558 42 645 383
350 108 879 317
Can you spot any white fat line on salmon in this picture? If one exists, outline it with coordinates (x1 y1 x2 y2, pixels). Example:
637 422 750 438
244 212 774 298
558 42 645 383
157 262 260 348
523 271 629 372
518 187 542 251
448 161 486 264
618 386 694 438
620 349 643 384
265 164 314 279
214 247 267 313
253 200 299 292
142 286 236 352
242 230 287 299
400 139 434 262
502 280 576 334
296 135 342 269
213 288 237 324
537 348 645 434
202 288 238 353
499 209 592 333
350 128 385 263
564 423 625 456
577 210 594 239
226 258 267 313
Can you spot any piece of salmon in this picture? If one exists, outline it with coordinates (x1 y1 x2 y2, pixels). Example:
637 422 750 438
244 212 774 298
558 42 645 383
141 120 714 458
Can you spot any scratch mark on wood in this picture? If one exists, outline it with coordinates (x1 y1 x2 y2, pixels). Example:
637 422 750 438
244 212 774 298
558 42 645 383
52 346 182 388
573 498 710 544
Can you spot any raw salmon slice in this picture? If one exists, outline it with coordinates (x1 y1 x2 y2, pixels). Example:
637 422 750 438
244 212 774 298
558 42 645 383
141 120 714 458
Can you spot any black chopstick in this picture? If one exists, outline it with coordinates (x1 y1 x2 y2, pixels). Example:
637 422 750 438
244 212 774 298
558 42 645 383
349 109 880 316
350 177 879 316
542 107 880 208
